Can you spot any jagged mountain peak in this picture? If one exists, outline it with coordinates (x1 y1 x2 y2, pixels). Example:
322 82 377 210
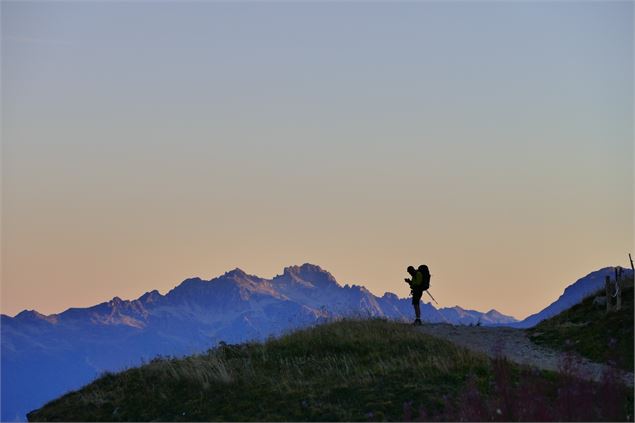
167 273 261 295
138 289 162 303
382 292 399 300
280 263 339 287
15 309 46 320
14 309 58 324
223 268 248 278
283 263 327 275
218 268 269 285
163 268 283 305
174 276 204 288
346 284 371 293
15 309 37 318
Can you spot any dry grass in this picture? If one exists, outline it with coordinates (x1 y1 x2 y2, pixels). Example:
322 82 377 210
28 319 633 422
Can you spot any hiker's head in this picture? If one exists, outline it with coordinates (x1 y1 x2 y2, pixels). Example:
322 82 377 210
407 266 416 276
418 265 430 277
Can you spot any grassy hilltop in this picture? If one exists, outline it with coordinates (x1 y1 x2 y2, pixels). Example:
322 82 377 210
28 318 632 422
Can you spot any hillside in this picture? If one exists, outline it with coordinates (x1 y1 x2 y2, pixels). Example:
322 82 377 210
28 319 632 422
528 276 634 371
511 267 633 328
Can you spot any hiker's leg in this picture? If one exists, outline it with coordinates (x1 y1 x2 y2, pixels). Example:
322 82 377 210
411 293 419 319
412 290 422 320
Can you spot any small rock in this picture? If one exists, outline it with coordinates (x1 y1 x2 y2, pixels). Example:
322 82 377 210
592 296 607 307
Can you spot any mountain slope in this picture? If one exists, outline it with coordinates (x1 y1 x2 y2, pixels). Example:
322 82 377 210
1 263 514 422
528 275 634 371
509 267 633 328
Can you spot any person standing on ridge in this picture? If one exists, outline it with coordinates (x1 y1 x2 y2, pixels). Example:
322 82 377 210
405 264 431 326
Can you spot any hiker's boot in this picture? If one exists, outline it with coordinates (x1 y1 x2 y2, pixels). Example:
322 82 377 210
414 318 422 326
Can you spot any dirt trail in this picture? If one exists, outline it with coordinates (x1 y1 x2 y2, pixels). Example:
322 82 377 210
417 323 634 387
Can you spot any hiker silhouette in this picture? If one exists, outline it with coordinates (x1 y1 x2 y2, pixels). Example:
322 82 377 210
405 265 431 325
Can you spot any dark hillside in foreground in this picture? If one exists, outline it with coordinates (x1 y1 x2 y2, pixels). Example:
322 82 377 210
28 319 633 422
528 276 634 371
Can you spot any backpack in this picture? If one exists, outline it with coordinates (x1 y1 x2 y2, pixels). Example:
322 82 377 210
418 265 430 291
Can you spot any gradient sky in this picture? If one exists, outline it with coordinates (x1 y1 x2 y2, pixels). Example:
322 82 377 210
2 1 633 319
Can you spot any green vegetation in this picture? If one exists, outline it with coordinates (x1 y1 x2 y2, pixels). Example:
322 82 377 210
28 319 633 422
528 277 634 371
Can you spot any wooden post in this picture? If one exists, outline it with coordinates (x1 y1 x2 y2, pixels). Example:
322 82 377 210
616 266 622 311
605 275 612 312
616 278 622 311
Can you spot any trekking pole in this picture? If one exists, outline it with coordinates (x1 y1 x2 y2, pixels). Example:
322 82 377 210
425 290 439 305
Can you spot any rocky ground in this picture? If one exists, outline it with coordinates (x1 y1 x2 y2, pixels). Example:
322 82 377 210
417 323 634 387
